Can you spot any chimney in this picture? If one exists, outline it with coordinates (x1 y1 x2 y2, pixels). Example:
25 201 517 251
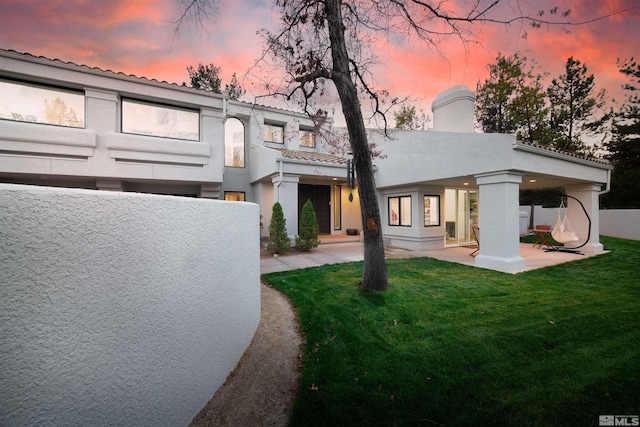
431 85 475 132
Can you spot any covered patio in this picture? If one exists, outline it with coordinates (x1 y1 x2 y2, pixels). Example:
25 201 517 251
260 240 607 275
385 242 607 273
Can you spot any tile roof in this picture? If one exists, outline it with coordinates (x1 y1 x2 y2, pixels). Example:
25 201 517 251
0 48 202 90
272 147 347 164
0 49 314 118
515 141 610 165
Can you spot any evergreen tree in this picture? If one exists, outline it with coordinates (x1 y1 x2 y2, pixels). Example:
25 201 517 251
475 53 548 144
394 105 428 130
266 202 291 255
187 63 222 93
476 53 521 134
185 63 244 99
547 57 608 156
296 199 320 251
225 72 245 100
602 58 640 208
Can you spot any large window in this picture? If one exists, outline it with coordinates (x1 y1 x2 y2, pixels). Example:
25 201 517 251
225 118 245 167
122 99 199 141
0 79 85 128
389 195 412 226
264 123 284 144
300 129 316 148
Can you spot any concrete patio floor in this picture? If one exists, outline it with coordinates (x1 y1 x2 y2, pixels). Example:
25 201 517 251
260 239 606 275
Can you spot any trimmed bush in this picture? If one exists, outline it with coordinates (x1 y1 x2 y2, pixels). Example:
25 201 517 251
266 202 290 255
296 199 320 251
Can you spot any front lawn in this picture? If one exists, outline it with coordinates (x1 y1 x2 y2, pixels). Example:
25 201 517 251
262 236 640 426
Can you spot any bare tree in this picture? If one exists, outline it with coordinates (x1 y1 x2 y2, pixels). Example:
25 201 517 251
178 0 639 291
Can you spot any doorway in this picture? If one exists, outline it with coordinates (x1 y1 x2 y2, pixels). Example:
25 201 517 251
444 188 479 246
298 184 331 234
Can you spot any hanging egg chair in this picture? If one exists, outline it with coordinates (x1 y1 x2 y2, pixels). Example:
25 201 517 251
548 195 591 255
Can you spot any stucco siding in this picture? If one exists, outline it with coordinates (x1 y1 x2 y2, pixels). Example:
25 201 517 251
373 131 516 188
600 209 640 240
0 184 260 427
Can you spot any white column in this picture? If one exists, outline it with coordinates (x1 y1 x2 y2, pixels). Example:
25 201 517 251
474 171 525 272
272 174 300 240
565 184 604 253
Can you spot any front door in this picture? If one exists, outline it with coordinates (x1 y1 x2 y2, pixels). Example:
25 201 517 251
299 184 331 234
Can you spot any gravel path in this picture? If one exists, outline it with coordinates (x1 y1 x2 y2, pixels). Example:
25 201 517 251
189 281 303 426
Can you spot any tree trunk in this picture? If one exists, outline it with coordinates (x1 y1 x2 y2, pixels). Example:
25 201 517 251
325 0 388 290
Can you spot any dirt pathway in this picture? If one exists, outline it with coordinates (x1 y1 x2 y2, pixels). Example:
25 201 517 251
189 281 303 426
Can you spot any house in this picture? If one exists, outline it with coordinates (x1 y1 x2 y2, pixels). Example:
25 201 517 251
0 49 611 273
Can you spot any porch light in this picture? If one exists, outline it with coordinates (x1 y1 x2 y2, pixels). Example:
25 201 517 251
529 179 537 183
463 182 469 186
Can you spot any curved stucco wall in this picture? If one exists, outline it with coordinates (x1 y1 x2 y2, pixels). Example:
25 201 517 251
0 184 260 427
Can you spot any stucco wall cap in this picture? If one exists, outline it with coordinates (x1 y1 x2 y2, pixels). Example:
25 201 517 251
431 85 475 111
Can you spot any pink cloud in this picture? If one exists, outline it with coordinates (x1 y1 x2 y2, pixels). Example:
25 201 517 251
0 0 637 119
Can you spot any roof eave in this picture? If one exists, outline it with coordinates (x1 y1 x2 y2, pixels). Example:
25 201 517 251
513 142 612 169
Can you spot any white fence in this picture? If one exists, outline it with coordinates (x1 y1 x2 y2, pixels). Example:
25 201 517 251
0 185 260 427
519 205 640 241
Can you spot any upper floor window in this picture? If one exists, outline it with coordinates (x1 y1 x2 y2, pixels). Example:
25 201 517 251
122 99 199 141
300 129 316 148
0 79 85 128
264 123 284 144
225 118 245 167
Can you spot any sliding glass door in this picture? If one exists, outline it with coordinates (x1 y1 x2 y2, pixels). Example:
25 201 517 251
445 189 478 246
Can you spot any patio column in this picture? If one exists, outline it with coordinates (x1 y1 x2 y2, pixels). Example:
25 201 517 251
272 174 300 241
564 184 604 253
475 171 525 272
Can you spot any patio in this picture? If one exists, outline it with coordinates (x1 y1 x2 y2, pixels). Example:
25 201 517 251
260 238 607 274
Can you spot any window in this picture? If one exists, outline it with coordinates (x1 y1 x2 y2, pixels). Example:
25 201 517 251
300 129 316 148
225 118 245 167
424 195 440 226
122 99 199 141
0 79 85 128
333 185 341 230
224 192 246 201
388 196 412 226
264 123 284 144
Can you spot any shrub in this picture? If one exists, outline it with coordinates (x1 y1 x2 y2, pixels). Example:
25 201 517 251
266 202 291 255
296 199 320 251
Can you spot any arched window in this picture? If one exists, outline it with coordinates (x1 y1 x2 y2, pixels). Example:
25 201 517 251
225 118 245 167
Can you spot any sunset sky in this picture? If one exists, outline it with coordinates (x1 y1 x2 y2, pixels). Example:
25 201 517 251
1 0 639 126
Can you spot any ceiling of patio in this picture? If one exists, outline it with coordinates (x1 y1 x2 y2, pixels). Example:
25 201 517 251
408 171 602 191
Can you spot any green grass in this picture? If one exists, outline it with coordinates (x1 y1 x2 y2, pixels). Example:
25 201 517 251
262 236 640 426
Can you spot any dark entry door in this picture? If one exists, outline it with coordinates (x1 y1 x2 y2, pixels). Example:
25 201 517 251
298 184 331 234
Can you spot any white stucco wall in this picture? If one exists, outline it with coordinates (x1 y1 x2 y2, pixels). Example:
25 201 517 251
600 209 640 240
0 184 260 427
521 206 640 241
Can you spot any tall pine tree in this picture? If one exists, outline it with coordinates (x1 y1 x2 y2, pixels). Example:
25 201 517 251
475 53 548 144
547 57 607 156
602 58 640 208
